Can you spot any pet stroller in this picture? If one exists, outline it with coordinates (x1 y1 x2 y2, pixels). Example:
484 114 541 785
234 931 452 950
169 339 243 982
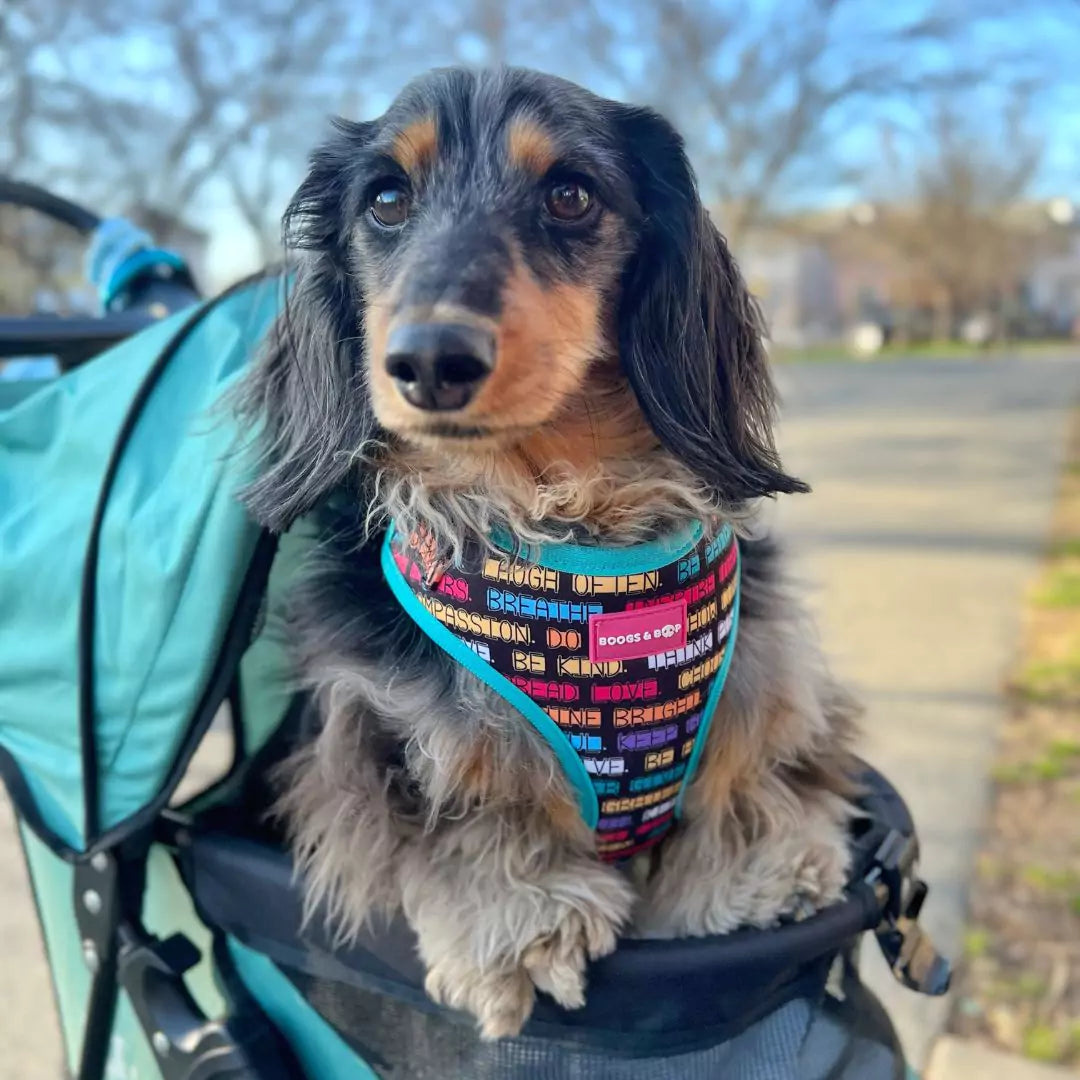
0 181 950 1080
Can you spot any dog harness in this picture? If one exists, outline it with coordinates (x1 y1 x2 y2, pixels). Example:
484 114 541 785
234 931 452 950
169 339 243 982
381 520 740 860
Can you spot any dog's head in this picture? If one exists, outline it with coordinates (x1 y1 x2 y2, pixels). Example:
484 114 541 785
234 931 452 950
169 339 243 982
242 67 805 531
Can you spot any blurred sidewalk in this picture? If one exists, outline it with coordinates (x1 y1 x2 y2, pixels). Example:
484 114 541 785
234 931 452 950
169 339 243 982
0 794 60 1080
774 353 1080 1071
926 1035 1077 1079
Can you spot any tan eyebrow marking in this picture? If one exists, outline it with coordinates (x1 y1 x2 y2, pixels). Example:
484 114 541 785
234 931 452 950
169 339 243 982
507 117 557 175
392 116 438 175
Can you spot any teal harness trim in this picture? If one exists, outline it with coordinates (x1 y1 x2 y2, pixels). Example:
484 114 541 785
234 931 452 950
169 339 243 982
482 521 739 821
675 542 741 818
382 521 741 835
489 520 708 575
381 528 600 827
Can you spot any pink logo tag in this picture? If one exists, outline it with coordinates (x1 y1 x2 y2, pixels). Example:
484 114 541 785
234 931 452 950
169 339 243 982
589 600 688 663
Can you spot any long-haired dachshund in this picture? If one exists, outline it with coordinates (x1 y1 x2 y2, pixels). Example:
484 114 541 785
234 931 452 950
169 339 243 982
238 66 859 1039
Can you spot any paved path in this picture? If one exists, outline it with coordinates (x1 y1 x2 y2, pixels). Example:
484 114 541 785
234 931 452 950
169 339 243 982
926 1035 1078 1080
772 355 1080 1069
2 354 1078 1077
0 795 61 1079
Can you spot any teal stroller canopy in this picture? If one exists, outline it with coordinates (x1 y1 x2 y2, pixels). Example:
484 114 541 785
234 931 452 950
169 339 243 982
1 276 284 854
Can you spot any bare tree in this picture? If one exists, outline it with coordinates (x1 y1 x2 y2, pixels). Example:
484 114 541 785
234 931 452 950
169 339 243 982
0 0 615 293
579 0 1014 247
1 0 437 271
843 88 1057 339
1 0 1066 306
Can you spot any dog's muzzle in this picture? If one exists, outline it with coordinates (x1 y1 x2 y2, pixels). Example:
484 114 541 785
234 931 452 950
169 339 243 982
384 322 495 411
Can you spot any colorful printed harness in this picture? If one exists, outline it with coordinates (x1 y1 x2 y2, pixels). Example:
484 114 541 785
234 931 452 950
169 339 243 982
381 520 740 860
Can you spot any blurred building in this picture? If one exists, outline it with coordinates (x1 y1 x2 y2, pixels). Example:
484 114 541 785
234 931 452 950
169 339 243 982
1026 231 1080 336
737 200 1080 346
737 230 841 347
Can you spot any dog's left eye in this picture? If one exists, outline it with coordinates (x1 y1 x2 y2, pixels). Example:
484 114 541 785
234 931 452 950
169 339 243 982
370 186 411 228
545 180 593 222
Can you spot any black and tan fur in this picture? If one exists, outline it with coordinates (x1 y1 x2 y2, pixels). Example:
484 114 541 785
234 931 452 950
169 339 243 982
237 66 859 1039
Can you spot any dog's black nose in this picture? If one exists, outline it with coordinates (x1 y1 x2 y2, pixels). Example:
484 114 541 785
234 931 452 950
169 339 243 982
384 322 495 411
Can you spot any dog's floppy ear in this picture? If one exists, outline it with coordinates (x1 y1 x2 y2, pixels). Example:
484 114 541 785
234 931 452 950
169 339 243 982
613 106 808 503
237 119 379 532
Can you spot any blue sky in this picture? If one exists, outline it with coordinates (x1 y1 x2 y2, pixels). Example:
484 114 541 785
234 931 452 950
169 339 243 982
209 0 1080 282
22 0 1076 285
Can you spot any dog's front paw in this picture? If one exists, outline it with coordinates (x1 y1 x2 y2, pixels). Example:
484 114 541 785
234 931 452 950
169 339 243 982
522 905 620 1010
415 865 632 1040
636 810 852 937
422 908 618 1039
777 837 850 922
424 956 536 1040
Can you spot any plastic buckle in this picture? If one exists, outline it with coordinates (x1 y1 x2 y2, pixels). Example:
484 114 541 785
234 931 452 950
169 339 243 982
864 829 951 996
116 926 283 1080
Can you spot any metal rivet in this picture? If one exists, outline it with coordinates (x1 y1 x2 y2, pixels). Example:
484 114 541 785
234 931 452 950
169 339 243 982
89 852 109 873
152 1031 170 1056
82 889 103 916
82 940 99 973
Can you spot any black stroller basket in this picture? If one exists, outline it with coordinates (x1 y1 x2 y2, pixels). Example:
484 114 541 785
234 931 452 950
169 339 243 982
171 762 947 1080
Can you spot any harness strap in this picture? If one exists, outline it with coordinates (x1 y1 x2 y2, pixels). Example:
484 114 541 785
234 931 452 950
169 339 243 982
382 521 741 852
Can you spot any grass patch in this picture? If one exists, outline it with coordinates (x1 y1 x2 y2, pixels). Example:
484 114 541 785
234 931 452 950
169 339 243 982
1051 536 1080 556
1015 973 1048 999
950 407 1080 1061
991 762 1028 783
772 344 852 364
992 759 1067 782
774 339 1077 364
963 927 991 959
1020 865 1080 894
1033 569 1080 609
993 741 1080 783
1049 738 1080 759
1013 654 1080 703
1033 757 1069 780
1023 1021 1065 1063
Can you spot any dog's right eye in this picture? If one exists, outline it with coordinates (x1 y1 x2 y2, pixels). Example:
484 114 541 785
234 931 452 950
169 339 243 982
544 179 593 223
370 186 411 228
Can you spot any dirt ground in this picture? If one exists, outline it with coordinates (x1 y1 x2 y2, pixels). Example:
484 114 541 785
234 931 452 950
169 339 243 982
949 414 1080 1069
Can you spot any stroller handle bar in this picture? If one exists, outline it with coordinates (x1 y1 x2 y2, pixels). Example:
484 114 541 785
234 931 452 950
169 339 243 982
0 179 200 366
0 312 162 360
0 178 102 234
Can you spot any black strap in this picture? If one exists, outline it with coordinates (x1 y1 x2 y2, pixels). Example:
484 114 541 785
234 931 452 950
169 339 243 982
85 529 278 855
77 299 213 842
